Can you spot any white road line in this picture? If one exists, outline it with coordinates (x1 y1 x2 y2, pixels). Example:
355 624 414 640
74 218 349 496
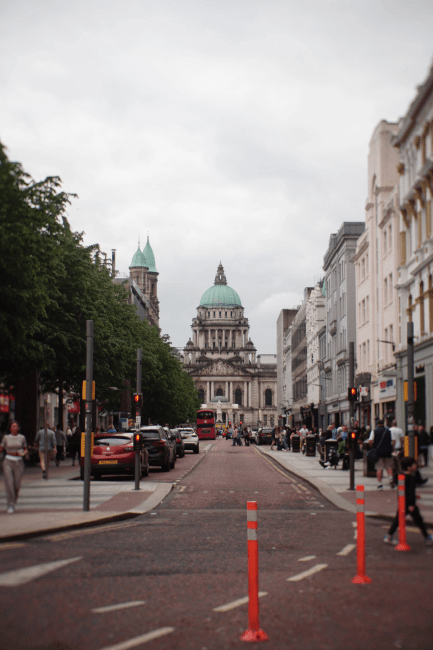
92 601 146 614
0 556 82 587
98 627 174 650
213 592 268 612
336 544 356 556
287 564 328 582
298 555 317 562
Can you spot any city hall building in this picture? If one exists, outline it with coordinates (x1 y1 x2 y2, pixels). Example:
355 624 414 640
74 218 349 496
182 264 277 428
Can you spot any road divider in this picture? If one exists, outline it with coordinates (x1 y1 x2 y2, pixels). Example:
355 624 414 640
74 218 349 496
240 501 269 643
351 486 371 584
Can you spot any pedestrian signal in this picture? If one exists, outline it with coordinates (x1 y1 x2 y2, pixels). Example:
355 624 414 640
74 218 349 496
349 431 357 449
133 393 143 409
133 432 143 451
347 387 357 401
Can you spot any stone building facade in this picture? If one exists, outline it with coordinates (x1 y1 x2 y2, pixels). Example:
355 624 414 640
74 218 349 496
183 264 277 428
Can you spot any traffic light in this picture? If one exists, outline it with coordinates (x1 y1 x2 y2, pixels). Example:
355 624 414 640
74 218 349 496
347 387 357 401
133 393 143 409
349 430 357 449
133 432 143 451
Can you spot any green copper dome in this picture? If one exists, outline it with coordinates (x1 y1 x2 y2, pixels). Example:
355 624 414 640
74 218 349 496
199 263 241 307
143 237 157 273
130 246 148 268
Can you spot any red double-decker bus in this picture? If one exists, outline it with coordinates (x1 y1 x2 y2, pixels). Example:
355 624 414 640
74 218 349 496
196 409 216 440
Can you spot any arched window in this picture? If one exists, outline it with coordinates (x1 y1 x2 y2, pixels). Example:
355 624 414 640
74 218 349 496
198 388 205 403
235 388 242 405
216 387 224 397
265 389 272 406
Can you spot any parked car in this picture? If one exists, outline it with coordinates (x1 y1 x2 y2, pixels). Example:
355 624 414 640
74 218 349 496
140 425 176 472
257 427 274 445
171 428 185 458
80 432 149 480
250 429 259 444
178 428 199 454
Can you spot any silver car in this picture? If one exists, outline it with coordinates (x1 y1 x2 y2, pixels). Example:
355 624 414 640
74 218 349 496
178 428 199 454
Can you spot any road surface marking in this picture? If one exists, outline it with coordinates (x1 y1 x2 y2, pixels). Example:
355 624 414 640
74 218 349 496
287 564 328 582
178 486 186 492
98 627 174 650
203 444 212 451
213 592 268 612
253 448 295 480
336 544 356 556
0 556 82 587
92 601 146 614
298 555 317 562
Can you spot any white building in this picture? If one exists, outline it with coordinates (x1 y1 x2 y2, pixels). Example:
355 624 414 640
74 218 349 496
306 281 326 427
354 120 400 427
393 63 433 431
276 309 297 425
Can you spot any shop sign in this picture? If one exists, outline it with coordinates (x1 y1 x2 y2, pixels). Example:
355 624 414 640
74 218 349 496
0 393 9 413
67 399 80 414
379 378 396 399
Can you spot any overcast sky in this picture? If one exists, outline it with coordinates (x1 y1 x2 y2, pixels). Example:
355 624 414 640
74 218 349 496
2 0 433 354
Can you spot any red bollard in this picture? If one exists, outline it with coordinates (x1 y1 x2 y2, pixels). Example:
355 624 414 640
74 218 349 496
351 485 372 584
240 502 269 643
395 474 411 551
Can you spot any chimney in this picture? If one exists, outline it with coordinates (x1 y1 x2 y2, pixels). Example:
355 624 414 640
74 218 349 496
111 249 116 277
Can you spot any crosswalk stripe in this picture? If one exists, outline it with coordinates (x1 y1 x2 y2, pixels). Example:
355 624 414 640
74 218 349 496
0 556 82 587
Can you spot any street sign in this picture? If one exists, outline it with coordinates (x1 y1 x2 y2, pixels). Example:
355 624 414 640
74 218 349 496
135 416 141 427
359 386 369 397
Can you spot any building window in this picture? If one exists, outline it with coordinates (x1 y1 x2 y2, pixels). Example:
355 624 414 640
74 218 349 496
198 388 205 403
219 312 221 317
235 388 242 405
216 387 224 397
213 311 216 317
265 389 272 406
208 312 210 317
420 281 425 335
384 277 388 304
225 312 227 317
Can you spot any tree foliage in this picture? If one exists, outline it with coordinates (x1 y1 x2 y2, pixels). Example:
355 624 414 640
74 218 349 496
0 142 199 425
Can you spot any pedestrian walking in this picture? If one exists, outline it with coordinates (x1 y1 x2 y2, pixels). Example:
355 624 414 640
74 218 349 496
232 427 238 446
35 422 57 478
236 426 243 446
368 419 394 489
69 423 81 466
384 456 433 546
0 421 27 513
55 424 68 466
281 427 288 451
243 427 250 446
417 424 430 468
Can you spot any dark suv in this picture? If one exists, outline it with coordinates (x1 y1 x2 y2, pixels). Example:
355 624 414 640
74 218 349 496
258 427 274 445
141 425 176 472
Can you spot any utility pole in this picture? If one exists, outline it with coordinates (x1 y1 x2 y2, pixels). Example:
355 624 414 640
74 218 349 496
348 341 355 491
407 322 415 457
135 348 142 490
83 320 93 512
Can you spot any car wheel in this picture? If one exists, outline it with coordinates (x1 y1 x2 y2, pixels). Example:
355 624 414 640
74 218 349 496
93 472 102 480
162 458 170 472
170 454 176 469
193 445 199 454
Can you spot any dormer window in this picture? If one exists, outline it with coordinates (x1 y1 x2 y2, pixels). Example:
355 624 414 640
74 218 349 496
219 311 221 317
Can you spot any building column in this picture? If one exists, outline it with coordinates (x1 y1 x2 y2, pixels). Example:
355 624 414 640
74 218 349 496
211 381 214 399
225 381 229 398
244 381 248 407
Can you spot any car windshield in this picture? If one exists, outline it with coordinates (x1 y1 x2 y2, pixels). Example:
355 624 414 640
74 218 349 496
141 430 161 439
95 437 130 446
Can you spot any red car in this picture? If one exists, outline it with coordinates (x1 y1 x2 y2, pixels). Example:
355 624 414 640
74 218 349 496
80 432 149 480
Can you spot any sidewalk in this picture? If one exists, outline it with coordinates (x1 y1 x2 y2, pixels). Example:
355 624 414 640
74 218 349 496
260 447 433 526
0 461 173 542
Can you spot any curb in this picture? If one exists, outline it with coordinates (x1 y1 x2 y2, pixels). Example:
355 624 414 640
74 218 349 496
0 483 174 543
256 448 433 526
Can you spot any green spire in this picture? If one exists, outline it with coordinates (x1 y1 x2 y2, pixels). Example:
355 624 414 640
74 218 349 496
143 236 157 273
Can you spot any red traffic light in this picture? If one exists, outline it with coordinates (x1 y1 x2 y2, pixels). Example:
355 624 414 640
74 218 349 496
347 387 357 401
350 431 356 440
133 393 143 409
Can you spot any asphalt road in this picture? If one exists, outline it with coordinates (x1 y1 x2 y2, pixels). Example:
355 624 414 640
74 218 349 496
0 438 432 650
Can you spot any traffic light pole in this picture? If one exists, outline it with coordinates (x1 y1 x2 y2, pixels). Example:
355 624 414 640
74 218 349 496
135 348 142 490
349 342 355 491
83 320 93 511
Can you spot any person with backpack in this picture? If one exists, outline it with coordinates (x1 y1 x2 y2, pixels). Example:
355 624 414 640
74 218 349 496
368 419 394 489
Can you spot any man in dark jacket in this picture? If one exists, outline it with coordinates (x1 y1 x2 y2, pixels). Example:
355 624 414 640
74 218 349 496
369 419 394 489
